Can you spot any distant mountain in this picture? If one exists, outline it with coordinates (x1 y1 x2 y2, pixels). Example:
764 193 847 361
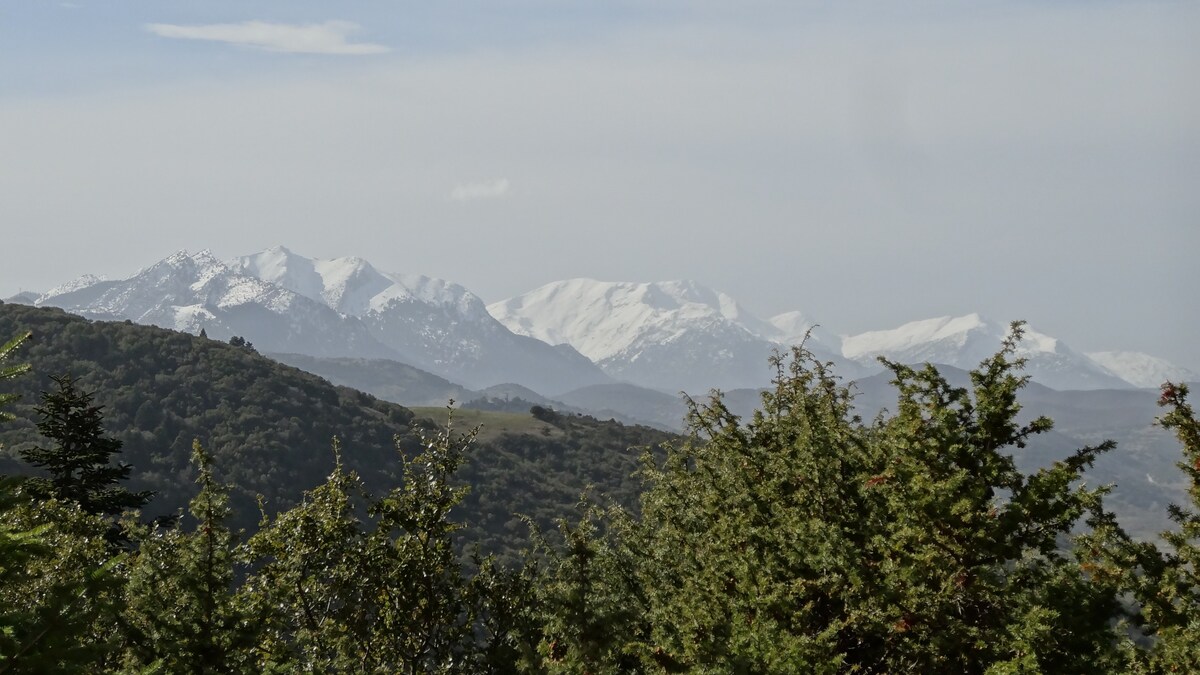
24 246 1194 394
34 250 397 360
33 247 611 394
268 353 473 407
763 310 841 353
1086 351 1198 389
489 278 841 392
840 314 1132 391
232 246 611 394
556 383 687 431
3 291 39 305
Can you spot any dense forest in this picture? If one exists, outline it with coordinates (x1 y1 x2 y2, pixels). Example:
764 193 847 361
1 304 1198 672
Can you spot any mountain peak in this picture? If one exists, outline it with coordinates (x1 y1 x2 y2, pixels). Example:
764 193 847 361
42 273 107 299
841 313 995 361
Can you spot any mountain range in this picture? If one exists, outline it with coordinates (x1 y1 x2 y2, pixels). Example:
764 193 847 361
24 247 609 395
15 246 1196 399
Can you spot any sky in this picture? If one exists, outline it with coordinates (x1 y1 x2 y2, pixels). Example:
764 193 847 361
1 1 1198 368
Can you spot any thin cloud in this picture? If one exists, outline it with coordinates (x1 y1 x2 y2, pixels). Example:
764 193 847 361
450 178 511 202
144 20 389 55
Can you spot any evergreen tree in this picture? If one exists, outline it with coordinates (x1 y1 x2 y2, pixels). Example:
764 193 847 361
239 441 377 671
0 332 30 424
1145 383 1200 668
538 324 1125 672
242 421 531 672
120 442 260 673
0 485 124 673
19 374 152 528
1085 383 1200 671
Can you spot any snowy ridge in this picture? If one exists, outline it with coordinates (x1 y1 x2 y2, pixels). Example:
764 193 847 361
840 314 1131 391
1087 351 1198 389
233 246 488 321
488 278 844 391
35 249 400 360
28 245 1196 395
33 246 609 394
842 314 999 364
765 311 839 351
42 273 107 299
489 278 769 362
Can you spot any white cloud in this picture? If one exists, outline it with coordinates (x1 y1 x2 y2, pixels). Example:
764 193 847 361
450 178 511 202
144 20 389 55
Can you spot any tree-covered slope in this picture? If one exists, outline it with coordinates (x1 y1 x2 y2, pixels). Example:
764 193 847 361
0 302 672 558
0 302 418 522
268 352 473 407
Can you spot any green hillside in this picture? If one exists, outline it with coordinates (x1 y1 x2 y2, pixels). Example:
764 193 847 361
0 303 673 559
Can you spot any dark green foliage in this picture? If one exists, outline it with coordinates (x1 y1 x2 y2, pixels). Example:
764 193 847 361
241 423 535 672
0 304 669 561
0 303 418 530
1084 384 1200 671
536 325 1125 672
0 332 30 424
1145 383 1200 669
12 307 1200 672
119 442 261 673
227 336 254 352
0 480 123 673
20 374 151 530
455 410 672 565
463 396 542 413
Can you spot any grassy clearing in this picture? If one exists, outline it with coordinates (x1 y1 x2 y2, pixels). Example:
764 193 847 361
408 406 563 442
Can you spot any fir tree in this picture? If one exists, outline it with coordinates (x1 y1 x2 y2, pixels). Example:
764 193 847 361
19 374 151 544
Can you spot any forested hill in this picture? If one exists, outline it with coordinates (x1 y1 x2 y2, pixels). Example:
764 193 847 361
0 302 673 558
0 302 418 523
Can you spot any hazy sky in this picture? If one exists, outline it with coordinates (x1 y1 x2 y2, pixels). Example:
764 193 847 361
2 1 1197 368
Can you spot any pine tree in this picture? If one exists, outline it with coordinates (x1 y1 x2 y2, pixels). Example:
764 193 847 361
2 337 123 671
19 374 152 544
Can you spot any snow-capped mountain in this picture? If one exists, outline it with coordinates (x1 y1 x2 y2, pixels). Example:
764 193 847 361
841 314 1133 390
488 278 841 392
763 310 841 353
32 247 608 394
34 250 397 360
232 247 609 393
23 247 1194 396
1086 351 1198 389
